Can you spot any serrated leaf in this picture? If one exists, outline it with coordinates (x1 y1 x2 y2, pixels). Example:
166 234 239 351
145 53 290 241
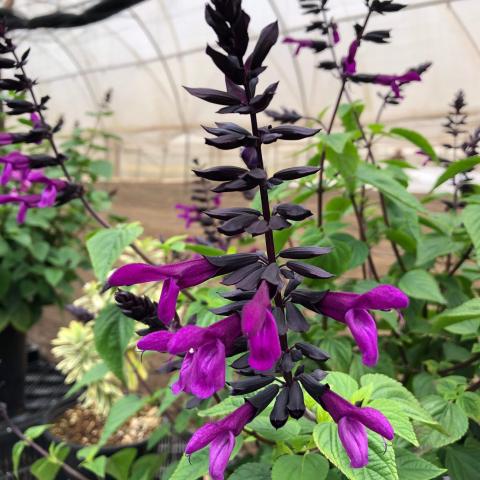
432 298 480 330
229 462 272 479
445 439 480 480
313 423 398 480
461 205 480 264
93 305 134 383
323 372 358 399
395 448 446 480
416 395 468 449
457 392 480 422
248 416 301 442
398 270 446 304
368 399 418 446
272 453 329 480
356 163 424 211
390 128 437 162
86 223 143 282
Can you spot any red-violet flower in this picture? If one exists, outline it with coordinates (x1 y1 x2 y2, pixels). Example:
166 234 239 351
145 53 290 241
319 388 394 468
342 39 360 75
185 402 255 480
175 203 201 228
374 70 421 98
241 280 281 371
283 37 327 55
107 257 219 325
137 314 242 398
316 285 409 366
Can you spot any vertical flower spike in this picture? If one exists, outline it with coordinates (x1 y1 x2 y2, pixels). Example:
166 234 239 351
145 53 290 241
241 281 281 370
318 388 394 468
314 285 409 366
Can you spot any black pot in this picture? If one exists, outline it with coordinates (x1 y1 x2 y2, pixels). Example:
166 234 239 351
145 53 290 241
0 325 27 416
42 399 149 480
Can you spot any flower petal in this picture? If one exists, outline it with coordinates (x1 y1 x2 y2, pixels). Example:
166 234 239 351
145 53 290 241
338 417 368 468
177 257 219 288
345 308 379 367
157 278 180 325
318 292 357 322
319 389 355 422
108 263 171 286
1 163 13 185
209 431 235 480
189 339 226 399
137 330 173 352
38 184 57 208
353 285 409 311
241 280 270 336
16 202 28 224
248 309 281 371
167 325 209 354
350 407 394 440
207 314 242 351
185 422 222 455
172 352 194 395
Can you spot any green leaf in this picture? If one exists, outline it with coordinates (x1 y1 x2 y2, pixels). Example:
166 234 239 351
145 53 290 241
360 374 436 426
432 156 480 189
248 416 301 442
323 372 358 399
326 142 360 192
0 267 10 299
12 440 27 479
29 242 49 262
395 448 446 480
398 270 446 304
229 462 272 479
319 132 356 153
356 163 424 211
338 102 364 132
169 447 209 480
81 456 107 479
130 453 164 480
98 395 145 447
93 305 134 383
106 448 137 480
67 362 110 397
432 298 480 330
24 424 51 440
390 128 438 162
368 399 418 446
416 395 468 449
198 396 244 417
185 243 224 256
30 443 70 480
320 338 353 373
44 268 63 287
445 439 480 480
457 392 480 422
313 423 398 480
147 424 170 451
90 160 113 178
272 453 329 480
461 205 480 264
415 235 459 267
86 223 143 282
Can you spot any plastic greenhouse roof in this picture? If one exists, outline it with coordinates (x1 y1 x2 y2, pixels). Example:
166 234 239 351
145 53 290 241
10 0 480 181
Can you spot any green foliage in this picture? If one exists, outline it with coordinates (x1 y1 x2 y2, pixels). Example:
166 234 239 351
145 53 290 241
272 454 329 480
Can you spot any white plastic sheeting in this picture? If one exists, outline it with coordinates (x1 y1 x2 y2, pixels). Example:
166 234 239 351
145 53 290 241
9 0 480 182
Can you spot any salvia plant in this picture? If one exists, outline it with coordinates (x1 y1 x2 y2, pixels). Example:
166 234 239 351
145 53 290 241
104 1 413 478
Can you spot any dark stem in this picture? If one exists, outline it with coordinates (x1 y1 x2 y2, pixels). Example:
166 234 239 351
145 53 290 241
0 404 90 480
467 379 480 392
9 46 154 266
448 244 473 276
438 353 480 376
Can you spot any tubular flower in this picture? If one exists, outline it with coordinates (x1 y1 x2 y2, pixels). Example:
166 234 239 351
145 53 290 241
319 388 394 468
241 280 281 371
185 403 255 480
342 39 360 75
373 70 421 97
283 37 327 55
138 314 242 398
316 285 409 366
107 257 219 325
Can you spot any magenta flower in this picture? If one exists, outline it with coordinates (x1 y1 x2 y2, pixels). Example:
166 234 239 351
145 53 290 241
319 388 394 468
185 402 255 480
138 314 242 398
108 257 219 325
317 285 409 366
0 151 29 185
0 133 13 145
331 22 340 44
0 193 47 224
283 37 327 56
241 280 281 371
342 39 360 75
374 70 421 98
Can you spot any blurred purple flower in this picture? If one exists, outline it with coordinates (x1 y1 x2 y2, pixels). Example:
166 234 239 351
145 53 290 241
317 285 409 366
241 280 281 371
331 22 340 44
374 70 421 98
342 39 360 75
319 388 394 468
185 402 255 480
108 257 219 325
175 203 201 228
138 314 242 398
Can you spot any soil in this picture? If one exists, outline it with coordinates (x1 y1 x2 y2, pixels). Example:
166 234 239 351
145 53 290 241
49 403 160 446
